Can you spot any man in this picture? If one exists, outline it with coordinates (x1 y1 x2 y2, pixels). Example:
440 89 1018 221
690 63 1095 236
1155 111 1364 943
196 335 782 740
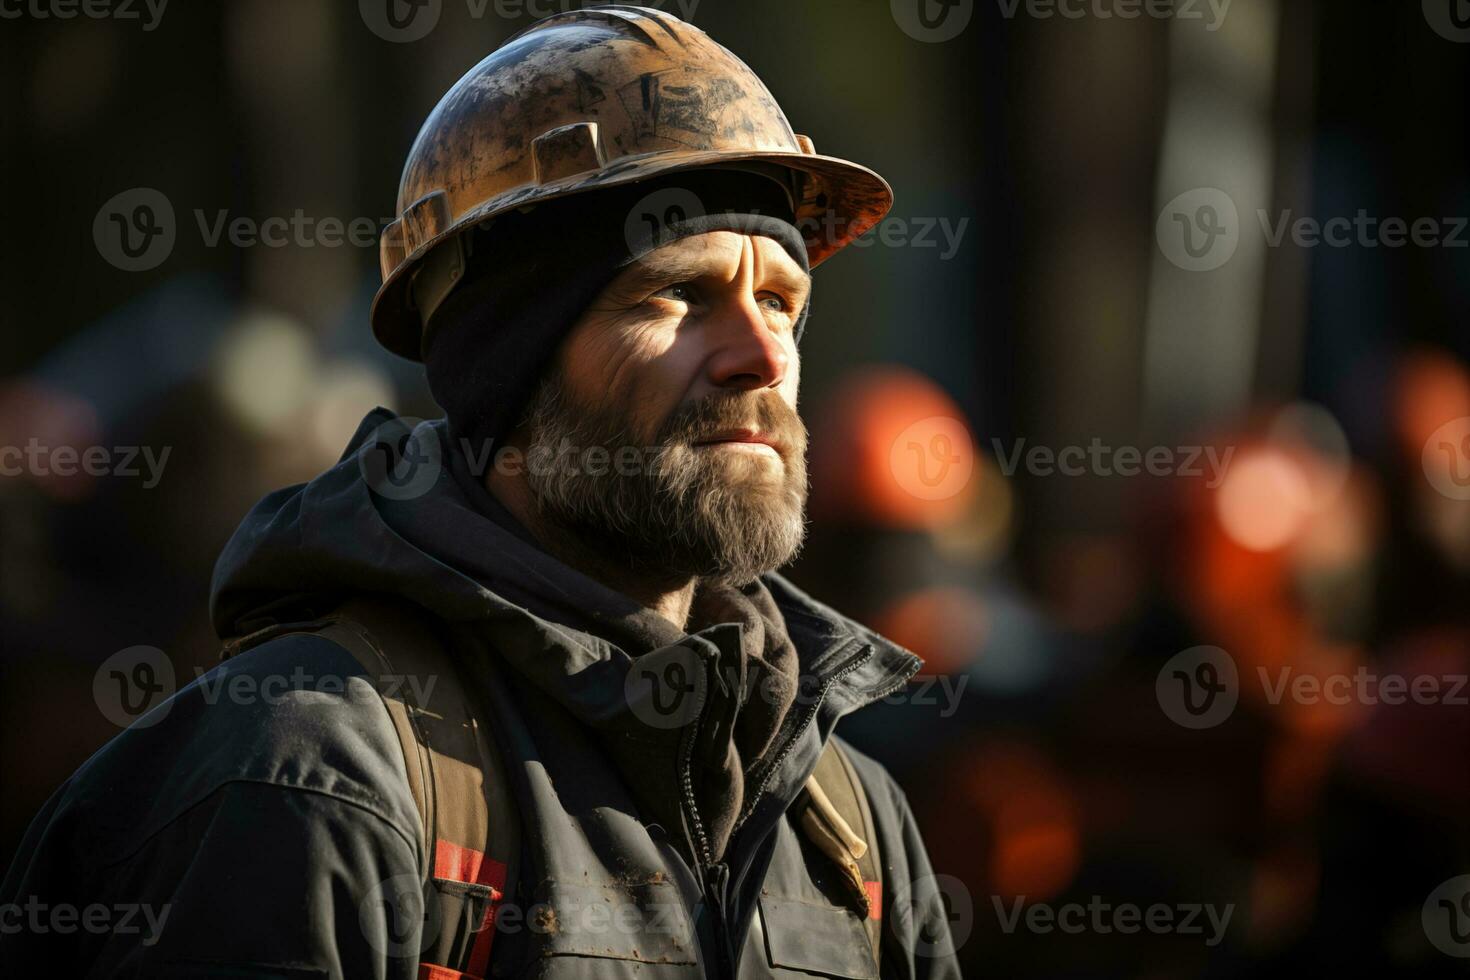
1 6 960 977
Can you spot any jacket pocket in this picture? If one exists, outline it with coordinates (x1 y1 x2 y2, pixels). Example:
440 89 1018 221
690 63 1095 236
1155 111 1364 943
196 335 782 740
526 878 699 966
758 895 879 980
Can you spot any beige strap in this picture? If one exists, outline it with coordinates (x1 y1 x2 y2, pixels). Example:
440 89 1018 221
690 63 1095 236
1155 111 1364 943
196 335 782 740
802 742 884 966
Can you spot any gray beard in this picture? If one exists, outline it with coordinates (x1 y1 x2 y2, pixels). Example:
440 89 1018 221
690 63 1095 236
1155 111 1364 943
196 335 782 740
519 375 809 587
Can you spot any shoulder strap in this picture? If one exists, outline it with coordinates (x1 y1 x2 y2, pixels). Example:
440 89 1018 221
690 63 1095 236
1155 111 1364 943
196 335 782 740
225 596 519 980
801 740 883 965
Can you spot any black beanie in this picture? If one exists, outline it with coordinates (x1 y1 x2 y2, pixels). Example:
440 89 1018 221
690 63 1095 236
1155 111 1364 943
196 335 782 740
422 168 811 457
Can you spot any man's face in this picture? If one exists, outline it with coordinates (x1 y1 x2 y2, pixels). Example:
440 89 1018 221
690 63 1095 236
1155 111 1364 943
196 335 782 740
518 230 812 586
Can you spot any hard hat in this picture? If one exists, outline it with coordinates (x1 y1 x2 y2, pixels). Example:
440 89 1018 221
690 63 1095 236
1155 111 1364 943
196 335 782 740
371 4 894 361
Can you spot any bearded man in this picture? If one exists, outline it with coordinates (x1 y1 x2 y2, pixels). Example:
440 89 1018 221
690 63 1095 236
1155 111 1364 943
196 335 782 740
1 7 960 978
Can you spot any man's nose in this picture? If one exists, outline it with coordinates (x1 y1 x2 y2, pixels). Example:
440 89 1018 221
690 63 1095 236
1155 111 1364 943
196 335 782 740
703 295 790 392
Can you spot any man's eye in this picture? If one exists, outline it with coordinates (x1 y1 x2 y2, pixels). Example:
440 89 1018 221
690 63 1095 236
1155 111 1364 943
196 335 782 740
759 294 789 313
655 283 696 303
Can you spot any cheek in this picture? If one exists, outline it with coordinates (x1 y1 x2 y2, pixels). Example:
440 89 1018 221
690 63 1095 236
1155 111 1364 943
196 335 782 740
777 342 801 405
567 321 694 435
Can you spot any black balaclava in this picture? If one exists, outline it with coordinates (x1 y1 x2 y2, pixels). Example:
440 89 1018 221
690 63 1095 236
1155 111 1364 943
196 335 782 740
422 168 811 456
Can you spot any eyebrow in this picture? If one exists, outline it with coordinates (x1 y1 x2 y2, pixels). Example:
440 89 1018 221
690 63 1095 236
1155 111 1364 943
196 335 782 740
622 250 813 301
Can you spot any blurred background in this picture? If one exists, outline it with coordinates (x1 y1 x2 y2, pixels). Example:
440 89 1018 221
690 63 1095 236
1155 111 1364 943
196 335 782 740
2 0 1468 975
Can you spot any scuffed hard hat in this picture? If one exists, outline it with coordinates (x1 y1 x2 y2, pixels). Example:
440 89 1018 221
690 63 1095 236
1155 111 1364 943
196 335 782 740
371 4 894 361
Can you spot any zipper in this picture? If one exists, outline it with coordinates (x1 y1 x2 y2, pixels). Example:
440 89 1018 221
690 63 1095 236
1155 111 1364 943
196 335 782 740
679 636 919 977
677 649 731 976
703 861 735 977
738 639 875 825
718 642 874 930
724 638 918 946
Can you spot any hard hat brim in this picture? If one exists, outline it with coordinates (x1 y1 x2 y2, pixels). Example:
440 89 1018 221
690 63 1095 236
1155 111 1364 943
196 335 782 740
370 148 893 363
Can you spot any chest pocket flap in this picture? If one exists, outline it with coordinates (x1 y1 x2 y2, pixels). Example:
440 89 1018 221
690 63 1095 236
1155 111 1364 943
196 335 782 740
758 896 879 980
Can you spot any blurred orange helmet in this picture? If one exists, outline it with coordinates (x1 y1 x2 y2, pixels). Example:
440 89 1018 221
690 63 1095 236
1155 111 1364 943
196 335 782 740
371 4 894 361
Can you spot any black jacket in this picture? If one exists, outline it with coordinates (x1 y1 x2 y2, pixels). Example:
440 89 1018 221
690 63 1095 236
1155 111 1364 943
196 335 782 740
0 410 962 979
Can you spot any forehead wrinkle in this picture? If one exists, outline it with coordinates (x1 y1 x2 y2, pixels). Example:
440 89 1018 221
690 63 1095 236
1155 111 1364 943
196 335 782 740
623 235 742 289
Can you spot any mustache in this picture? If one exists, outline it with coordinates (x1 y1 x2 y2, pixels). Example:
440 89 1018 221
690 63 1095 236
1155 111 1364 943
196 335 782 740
657 391 807 452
